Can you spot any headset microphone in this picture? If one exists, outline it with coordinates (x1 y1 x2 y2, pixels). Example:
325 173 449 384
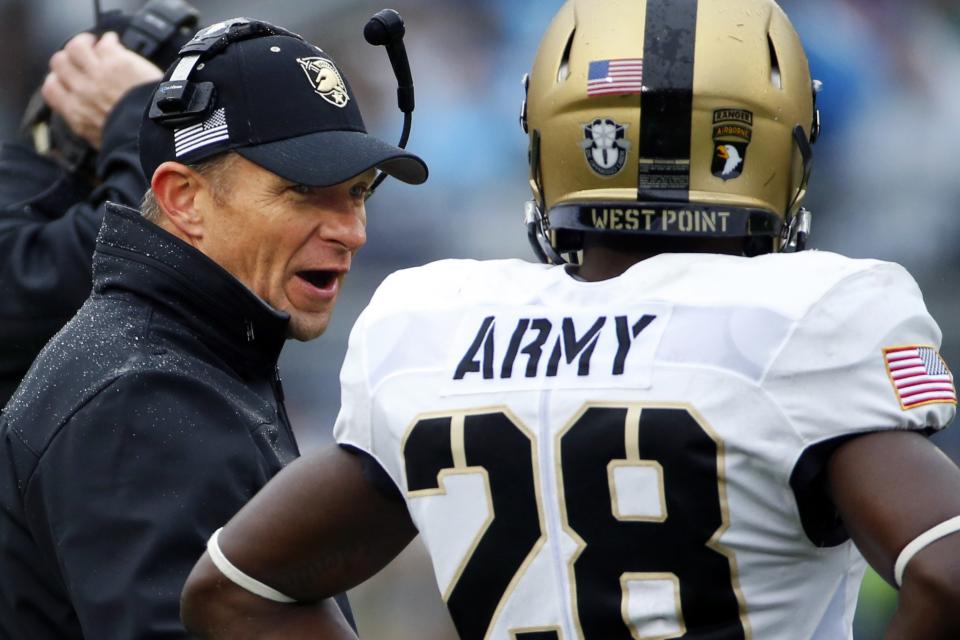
364 9 414 113
363 8 415 196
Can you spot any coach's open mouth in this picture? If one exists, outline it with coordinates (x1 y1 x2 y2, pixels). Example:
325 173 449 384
296 270 338 291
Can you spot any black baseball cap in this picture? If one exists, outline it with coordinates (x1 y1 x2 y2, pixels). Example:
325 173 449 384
139 20 428 187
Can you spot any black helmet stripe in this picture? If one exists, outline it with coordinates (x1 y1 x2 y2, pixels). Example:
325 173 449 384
638 0 699 203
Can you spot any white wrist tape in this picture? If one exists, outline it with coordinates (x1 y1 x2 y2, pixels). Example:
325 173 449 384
206 528 296 603
894 515 960 588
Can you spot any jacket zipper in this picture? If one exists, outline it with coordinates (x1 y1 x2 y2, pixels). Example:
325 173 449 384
271 366 298 448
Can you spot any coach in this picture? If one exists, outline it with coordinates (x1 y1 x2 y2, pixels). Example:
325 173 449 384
0 19 426 639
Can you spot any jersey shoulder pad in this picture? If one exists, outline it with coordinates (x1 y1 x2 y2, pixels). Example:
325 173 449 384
762 258 954 444
614 250 886 320
364 258 553 319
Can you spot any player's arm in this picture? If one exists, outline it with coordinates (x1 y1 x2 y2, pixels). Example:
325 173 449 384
181 444 418 639
828 430 960 639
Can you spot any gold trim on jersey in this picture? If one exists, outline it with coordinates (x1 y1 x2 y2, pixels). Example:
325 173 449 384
612 405 666 521
685 403 753 640
555 402 593 640
608 460 667 523
409 465 493 603
625 406 642 460
451 414 468 469
400 406 549 639
510 625 563 639
619 572 685 640
555 401 752 640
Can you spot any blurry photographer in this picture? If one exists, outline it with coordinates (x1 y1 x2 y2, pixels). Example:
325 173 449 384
0 0 198 405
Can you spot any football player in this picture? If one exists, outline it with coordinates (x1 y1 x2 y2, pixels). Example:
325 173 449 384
181 0 960 638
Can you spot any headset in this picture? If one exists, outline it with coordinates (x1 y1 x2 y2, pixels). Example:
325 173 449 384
147 19 298 128
363 9 415 194
147 9 416 197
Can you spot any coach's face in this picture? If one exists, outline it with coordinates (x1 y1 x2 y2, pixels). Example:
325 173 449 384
199 155 371 341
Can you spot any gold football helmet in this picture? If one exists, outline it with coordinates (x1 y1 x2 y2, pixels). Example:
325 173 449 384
521 0 820 263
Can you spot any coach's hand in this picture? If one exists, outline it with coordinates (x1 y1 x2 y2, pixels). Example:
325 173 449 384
42 31 163 150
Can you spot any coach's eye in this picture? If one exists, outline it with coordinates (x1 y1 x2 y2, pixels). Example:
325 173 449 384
290 184 314 196
349 183 369 199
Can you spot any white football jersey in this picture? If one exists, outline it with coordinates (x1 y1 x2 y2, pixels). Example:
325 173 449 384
334 251 955 640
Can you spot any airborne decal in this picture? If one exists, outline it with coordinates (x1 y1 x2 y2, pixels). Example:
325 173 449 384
711 109 753 180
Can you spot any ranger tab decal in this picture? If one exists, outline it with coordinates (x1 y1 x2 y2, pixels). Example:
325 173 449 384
711 108 753 180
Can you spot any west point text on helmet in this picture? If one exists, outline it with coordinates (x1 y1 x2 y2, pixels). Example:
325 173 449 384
590 207 733 234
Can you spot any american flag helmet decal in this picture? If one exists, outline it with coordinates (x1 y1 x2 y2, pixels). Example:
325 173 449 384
587 58 644 97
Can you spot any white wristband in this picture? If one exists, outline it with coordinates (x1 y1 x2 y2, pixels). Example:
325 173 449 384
894 515 960 587
206 527 296 603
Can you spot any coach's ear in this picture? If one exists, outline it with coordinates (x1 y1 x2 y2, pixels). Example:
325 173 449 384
150 161 206 243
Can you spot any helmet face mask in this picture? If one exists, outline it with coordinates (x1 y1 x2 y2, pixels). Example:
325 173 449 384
522 0 820 263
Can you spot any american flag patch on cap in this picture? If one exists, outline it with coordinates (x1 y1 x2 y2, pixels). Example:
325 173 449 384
883 345 957 410
174 108 229 157
587 58 644 97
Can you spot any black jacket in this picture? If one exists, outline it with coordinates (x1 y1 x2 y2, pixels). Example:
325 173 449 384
0 84 154 405
0 203 300 638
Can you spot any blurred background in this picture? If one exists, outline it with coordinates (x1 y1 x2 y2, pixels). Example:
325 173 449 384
3 0 958 637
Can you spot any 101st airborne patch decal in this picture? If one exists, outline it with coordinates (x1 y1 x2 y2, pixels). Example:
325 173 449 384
711 108 753 181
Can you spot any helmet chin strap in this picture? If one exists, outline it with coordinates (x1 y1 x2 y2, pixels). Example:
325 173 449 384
525 200 567 265
526 127 567 265
780 123 816 253
781 207 812 252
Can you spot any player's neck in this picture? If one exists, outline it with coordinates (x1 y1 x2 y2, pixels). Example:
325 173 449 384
574 235 746 282
574 246 651 281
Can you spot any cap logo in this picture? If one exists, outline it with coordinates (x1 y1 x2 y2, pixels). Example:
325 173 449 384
581 118 630 177
297 57 349 108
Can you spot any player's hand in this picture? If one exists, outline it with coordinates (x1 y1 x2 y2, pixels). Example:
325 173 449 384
41 31 163 150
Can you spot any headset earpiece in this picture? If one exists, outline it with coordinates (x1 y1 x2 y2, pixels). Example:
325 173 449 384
148 19 300 129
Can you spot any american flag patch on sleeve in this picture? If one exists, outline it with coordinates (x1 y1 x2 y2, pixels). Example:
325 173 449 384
883 345 957 410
